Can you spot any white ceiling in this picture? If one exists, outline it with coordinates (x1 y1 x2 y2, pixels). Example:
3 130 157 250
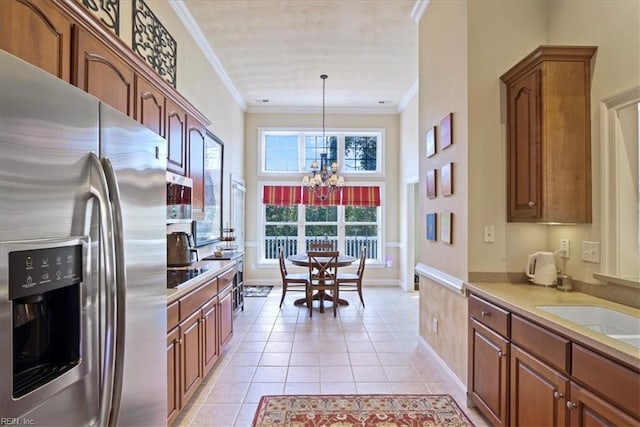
175 0 419 113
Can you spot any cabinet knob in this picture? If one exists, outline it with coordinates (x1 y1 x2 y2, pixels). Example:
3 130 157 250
528 201 536 207
481 311 491 317
553 391 564 399
497 350 507 358
177 338 183 344
566 401 577 410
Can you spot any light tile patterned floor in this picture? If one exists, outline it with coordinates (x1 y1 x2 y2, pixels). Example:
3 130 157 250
174 286 488 427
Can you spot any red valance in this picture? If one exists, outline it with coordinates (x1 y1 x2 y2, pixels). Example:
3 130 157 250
341 186 381 207
262 185 301 205
302 187 340 206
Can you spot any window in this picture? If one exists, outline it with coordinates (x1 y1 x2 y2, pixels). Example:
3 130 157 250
261 196 382 263
264 133 299 172
261 129 383 175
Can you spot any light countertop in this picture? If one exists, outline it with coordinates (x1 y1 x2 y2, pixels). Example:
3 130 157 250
465 281 640 369
167 260 236 304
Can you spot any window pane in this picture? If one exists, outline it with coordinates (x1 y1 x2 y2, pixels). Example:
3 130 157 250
305 225 337 250
344 135 377 171
265 225 298 259
265 134 299 171
304 135 338 169
345 206 377 222
345 225 378 258
305 206 337 222
266 205 298 222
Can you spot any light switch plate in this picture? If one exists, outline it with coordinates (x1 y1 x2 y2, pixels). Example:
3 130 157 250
483 225 495 243
581 241 600 263
559 238 570 259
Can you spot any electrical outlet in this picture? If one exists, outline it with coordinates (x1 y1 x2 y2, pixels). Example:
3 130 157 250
432 318 438 334
559 238 570 259
581 241 600 263
483 225 495 243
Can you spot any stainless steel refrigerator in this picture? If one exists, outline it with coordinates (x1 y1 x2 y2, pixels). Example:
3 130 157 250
0 51 167 425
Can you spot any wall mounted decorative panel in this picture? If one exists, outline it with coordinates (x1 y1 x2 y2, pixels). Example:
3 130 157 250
133 0 177 88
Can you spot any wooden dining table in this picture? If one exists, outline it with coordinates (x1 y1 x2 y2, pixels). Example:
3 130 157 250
287 253 357 312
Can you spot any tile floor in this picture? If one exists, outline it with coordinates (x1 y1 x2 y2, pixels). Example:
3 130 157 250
174 286 488 426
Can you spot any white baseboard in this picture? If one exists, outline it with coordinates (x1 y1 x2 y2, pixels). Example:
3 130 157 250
417 336 467 394
244 279 405 287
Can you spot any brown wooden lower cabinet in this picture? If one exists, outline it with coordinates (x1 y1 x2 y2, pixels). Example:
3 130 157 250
468 317 509 427
166 326 180 426
568 382 638 427
510 344 569 427
219 285 233 348
167 266 236 425
468 293 639 427
202 297 219 376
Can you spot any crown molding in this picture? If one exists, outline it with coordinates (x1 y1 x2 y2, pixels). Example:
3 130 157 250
246 106 400 115
410 0 430 23
168 0 247 111
398 79 418 112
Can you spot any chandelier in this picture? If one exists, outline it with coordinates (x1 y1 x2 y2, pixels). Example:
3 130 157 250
302 74 344 201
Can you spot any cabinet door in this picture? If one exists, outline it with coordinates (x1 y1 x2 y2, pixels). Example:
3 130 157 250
510 344 569 427
0 0 73 81
74 28 135 117
568 383 638 427
469 318 509 427
219 288 234 348
202 298 219 376
180 310 203 405
507 68 541 222
188 117 206 212
166 99 187 175
135 76 165 136
166 327 181 425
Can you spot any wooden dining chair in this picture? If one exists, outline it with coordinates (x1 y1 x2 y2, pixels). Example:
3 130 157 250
306 250 340 317
337 246 367 307
309 242 334 251
278 247 308 308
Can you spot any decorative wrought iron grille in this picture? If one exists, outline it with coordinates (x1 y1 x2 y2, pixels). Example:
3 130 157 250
132 0 177 88
82 0 120 35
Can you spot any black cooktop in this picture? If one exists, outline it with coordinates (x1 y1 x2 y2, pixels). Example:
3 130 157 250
167 267 211 289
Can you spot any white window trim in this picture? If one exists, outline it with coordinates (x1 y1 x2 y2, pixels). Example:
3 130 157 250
258 127 385 178
257 181 385 266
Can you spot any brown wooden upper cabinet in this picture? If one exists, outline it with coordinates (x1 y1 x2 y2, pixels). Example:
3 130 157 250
74 28 135 117
135 75 165 137
501 46 597 223
187 116 206 213
0 0 74 82
165 99 187 175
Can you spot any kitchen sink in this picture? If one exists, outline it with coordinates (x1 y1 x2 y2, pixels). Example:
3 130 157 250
536 305 640 349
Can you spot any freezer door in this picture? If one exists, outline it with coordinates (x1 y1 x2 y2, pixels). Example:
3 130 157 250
0 52 101 424
99 103 167 426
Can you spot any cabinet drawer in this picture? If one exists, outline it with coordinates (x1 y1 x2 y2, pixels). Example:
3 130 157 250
218 267 236 291
469 294 510 337
512 315 570 373
572 344 640 418
179 278 217 321
167 300 179 331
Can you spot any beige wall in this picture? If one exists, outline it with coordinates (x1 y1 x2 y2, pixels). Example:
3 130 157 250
543 0 640 284
243 112 402 285
113 1 246 228
419 0 469 282
399 95 419 290
417 0 639 385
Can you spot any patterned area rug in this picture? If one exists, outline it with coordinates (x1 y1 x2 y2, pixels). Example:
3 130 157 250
252 394 475 426
244 285 273 297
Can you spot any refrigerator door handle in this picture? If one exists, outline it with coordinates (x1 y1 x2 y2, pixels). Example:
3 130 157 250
101 157 127 427
88 153 117 427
